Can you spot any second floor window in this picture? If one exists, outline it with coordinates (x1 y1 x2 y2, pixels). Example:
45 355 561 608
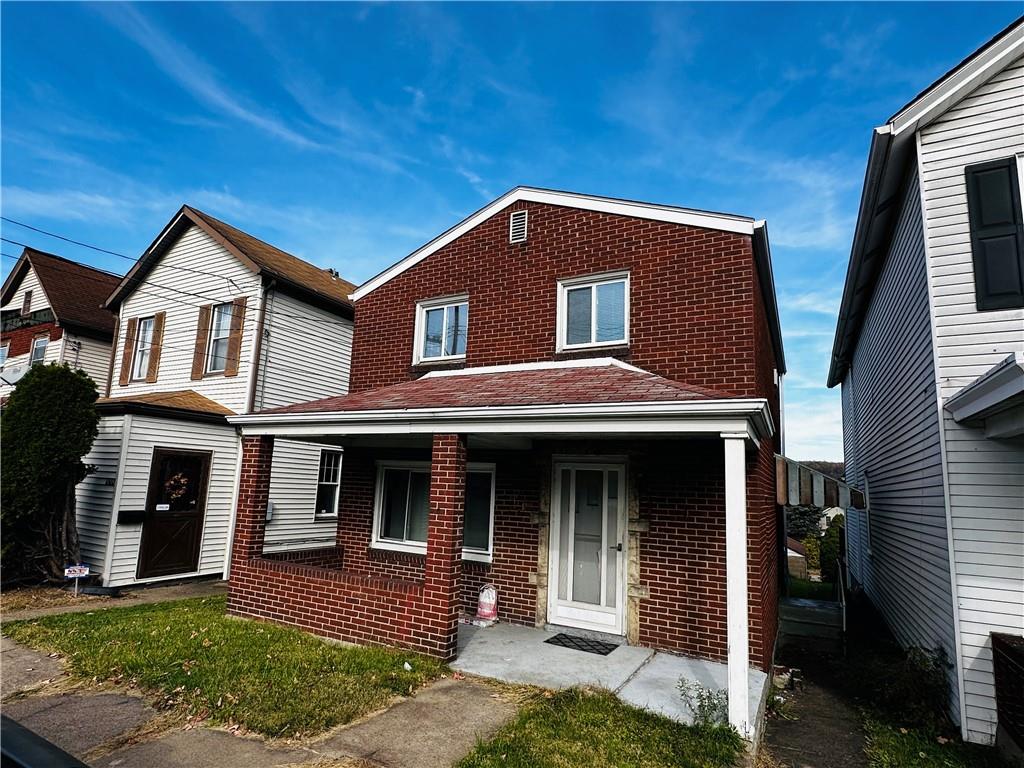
131 317 155 381
414 296 468 364
206 302 234 373
29 335 47 365
0 342 9 369
557 272 629 351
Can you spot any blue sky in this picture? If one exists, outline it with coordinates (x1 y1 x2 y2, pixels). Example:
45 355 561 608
2 2 1019 460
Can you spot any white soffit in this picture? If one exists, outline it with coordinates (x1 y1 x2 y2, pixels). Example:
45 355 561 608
351 187 756 301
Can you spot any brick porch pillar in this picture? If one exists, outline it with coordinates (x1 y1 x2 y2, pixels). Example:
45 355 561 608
228 435 274 588
422 433 466 661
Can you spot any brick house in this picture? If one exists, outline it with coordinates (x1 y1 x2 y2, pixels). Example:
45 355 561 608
227 187 786 735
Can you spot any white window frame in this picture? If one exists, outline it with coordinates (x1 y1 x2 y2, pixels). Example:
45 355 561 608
206 302 234 374
29 335 48 366
314 449 343 520
0 342 8 369
130 316 155 381
371 460 496 563
556 271 630 352
412 295 469 365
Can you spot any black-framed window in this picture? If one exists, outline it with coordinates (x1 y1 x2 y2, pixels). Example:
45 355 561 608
965 157 1024 311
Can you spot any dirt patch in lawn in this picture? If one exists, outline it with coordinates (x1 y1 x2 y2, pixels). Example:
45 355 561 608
1 585 112 614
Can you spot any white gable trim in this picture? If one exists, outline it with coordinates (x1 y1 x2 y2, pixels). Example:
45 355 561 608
350 187 756 302
419 357 647 379
890 21 1024 137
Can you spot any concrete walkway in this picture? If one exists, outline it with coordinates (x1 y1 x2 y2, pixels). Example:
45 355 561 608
1 579 227 623
1 634 514 768
452 623 768 734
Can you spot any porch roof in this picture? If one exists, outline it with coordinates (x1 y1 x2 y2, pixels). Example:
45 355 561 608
230 359 774 442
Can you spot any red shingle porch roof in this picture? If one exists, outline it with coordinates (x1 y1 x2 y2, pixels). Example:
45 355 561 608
261 360 730 415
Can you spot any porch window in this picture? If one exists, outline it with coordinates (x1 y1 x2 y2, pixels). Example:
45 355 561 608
130 316 155 381
413 296 468 364
557 272 629 350
372 461 495 561
314 449 342 519
29 335 48 365
206 302 234 373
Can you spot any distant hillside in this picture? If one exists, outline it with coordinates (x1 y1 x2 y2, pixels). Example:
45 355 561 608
797 461 845 481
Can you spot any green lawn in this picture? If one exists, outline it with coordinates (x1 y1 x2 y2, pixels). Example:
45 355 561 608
3 596 443 738
864 717 1012 768
456 688 744 768
787 577 835 601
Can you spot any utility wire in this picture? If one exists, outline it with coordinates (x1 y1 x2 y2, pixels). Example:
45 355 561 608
0 237 355 329
1 216 244 289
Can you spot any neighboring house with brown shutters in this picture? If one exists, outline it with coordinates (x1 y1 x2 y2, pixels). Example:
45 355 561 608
830 19 1023 746
74 205 355 587
0 247 119 397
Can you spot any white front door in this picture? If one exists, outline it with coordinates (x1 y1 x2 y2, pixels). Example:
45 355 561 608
548 462 627 635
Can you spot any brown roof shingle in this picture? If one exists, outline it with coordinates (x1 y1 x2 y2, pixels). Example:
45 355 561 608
98 389 236 416
3 248 120 337
185 207 356 308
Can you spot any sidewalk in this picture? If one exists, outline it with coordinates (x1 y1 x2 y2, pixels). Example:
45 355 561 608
1 579 227 623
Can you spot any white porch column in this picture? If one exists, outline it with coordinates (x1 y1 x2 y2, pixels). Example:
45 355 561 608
723 433 750 737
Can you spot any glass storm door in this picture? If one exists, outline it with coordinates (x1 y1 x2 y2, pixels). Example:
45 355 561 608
548 463 627 635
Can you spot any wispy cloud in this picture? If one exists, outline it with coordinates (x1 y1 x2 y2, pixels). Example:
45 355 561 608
784 395 844 461
96 4 321 151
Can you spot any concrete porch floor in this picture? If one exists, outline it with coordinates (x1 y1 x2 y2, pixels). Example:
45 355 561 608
452 623 768 732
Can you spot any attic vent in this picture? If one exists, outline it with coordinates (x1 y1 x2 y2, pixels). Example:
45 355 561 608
509 210 528 243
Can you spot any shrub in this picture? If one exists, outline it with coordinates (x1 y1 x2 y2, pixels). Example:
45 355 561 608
801 535 821 571
1 363 99 581
677 680 729 728
820 514 844 584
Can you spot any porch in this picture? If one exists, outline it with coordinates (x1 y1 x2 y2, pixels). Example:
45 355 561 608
453 622 769 733
226 360 777 736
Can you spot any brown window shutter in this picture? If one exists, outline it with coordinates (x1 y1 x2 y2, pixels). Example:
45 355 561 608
191 305 212 380
145 311 166 383
118 317 138 386
224 297 247 378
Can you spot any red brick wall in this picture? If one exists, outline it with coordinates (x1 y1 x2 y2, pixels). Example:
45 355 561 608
1 322 62 357
349 202 764 397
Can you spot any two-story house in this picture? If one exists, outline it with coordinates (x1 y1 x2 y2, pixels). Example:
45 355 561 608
1 247 119 397
75 205 355 588
225 187 785 737
829 20 1023 746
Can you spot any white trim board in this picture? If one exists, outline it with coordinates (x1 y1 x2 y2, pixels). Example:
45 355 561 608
420 357 647 378
350 187 757 302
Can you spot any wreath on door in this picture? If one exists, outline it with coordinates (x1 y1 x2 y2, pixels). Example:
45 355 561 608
164 472 190 501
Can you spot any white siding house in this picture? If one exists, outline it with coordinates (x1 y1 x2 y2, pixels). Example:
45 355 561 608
76 205 356 587
1 248 119 397
830 21 1024 746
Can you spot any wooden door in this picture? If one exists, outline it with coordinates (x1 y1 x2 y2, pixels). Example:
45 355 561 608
136 449 212 580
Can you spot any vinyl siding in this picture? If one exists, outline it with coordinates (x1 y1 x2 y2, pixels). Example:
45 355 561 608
841 171 961 722
1 265 49 314
0 335 63 398
252 288 353 411
263 440 339 552
74 414 124 577
918 55 1024 745
105 415 239 587
61 332 112 391
108 225 261 413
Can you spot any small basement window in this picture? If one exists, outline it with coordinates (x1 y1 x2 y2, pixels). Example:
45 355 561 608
509 210 528 243
372 461 495 561
557 271 629 351
315 449 342 518
414 296 468 364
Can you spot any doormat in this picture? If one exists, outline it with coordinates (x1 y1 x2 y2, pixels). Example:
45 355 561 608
544 633 618 656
